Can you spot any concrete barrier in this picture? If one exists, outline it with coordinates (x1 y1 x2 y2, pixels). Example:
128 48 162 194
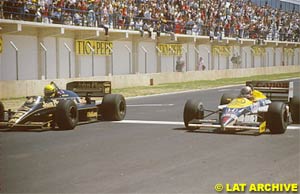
0 66 299 99
1 20 300 81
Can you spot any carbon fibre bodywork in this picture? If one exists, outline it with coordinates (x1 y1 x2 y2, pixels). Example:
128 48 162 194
0 81 126 130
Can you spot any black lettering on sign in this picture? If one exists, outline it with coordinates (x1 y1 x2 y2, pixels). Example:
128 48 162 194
256 82 289 88
75 40 113 56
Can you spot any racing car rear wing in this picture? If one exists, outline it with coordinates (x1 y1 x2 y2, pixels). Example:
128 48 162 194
246 80 293 103
66 81 111 97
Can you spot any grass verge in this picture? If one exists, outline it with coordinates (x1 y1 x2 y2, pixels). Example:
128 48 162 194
1 72 299 110
112 72 300 97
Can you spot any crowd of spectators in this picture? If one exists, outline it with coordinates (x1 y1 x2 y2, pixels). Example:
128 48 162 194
0 0 299 42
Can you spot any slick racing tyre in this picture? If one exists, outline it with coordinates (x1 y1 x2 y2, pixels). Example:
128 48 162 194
56 100 78 130
0 101 4 122
183 99 204 129
102 94 126 121
220 93 236 105
290 95 300 124
267 102 288 134
290 81 300 124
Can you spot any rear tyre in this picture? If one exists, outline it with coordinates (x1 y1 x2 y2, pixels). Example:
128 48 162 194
220 93 236 105
0 101 4 122
55 100 78 130
267 102 288 134
102 94 126 121
290 95 300 124
183 99 204 129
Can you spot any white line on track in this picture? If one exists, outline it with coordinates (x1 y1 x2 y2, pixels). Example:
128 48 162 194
112 120 300 130
127 104 174 107
218 89 240 92
112 120 184 125
288 125 300 130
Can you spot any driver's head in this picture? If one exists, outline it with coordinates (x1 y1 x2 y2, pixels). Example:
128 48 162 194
44 84 56 98
240 86 253 99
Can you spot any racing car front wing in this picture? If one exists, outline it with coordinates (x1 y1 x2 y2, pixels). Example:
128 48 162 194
0 121 53 129
188 119 267 133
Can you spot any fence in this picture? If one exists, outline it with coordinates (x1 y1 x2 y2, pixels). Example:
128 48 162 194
0 19 300 81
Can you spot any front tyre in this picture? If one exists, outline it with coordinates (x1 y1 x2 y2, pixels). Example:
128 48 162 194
0 101 4 122
102 94 126 121
290 95 300 124
267 102 288 134
55 100 78 130
183 99 204 129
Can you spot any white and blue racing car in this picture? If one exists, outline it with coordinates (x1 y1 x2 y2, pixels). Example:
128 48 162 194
184 80 299 134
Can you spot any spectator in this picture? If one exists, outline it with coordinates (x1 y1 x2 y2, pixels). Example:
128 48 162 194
34 7 42 22
73 12 82 25
1 0 299 42
231 53 242 69
142 21 152 37
41 4 50 24
197 57 205 71
176 56 185 72
209 28 214 41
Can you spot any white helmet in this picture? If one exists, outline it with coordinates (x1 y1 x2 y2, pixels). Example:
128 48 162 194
240 86 252 98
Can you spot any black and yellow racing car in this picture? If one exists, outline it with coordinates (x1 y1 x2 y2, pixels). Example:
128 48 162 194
0 81 126 130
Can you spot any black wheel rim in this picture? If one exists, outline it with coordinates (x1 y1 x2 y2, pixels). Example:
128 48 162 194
283 108 288 124
69 106 77 122
119 101 126 116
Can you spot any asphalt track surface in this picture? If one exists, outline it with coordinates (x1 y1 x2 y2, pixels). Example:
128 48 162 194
0 84 299 194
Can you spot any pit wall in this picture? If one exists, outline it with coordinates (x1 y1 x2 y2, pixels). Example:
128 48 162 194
1 33 300 80
0 20 300 81
0 65 299 99
0 20 300 98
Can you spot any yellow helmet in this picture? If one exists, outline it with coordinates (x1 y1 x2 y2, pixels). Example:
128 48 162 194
44 84 56 97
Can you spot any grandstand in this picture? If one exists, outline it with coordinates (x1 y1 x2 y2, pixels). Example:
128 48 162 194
0 0 299 42
251 0 300 12
0 0 299 82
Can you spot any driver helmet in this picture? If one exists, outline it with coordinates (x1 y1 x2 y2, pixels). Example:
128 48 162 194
240 86 253 99
44 84 57 98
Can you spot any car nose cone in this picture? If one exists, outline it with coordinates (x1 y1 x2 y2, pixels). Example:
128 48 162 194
221 116 235 126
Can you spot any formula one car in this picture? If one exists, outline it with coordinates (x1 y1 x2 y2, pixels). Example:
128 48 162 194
183 80 299 134
0 81 126 130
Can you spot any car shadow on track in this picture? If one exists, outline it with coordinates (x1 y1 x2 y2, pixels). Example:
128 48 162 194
0 127 73 133
0 121 100 133
173 127 271 136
